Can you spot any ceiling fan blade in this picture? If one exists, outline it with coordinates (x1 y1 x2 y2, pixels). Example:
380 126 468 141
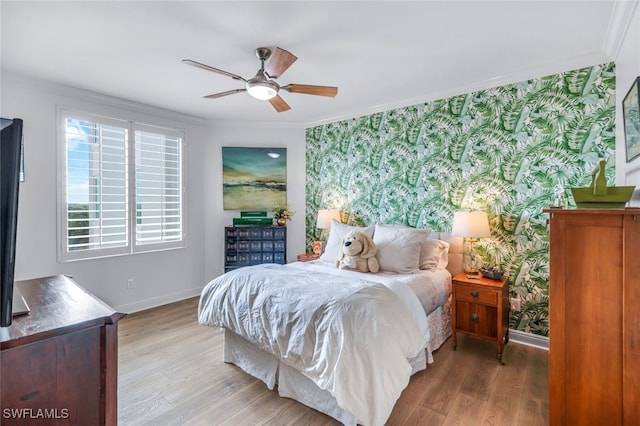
264 47 297 79
282 84 338 97
203 89 246 99
182 59 246 82
269 95 291 112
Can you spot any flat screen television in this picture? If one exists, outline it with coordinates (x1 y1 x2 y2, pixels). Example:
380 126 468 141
1 118 23 327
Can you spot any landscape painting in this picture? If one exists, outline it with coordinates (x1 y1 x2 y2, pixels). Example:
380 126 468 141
222 147 287 210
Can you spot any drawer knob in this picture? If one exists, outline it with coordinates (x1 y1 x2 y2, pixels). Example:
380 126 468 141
471 313 479 322
471 290 479 298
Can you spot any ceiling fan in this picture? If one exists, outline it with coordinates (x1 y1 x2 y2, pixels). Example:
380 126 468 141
182 47 338 112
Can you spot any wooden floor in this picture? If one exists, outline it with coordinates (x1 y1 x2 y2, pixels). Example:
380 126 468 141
118 297 548 425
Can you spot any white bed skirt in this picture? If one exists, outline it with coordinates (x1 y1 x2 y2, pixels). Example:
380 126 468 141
222 295 452 425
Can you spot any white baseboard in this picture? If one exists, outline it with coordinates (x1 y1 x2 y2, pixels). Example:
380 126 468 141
509 329 549 351
114 286 203 314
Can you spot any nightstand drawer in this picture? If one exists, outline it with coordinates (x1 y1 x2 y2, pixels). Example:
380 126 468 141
454 284 497 306
455 301 498 339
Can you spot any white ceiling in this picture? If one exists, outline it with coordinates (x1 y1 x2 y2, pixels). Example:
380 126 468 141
0 1 628 126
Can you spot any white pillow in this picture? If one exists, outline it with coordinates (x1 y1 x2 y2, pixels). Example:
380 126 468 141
419 239 450 270
377 223 435 269
319 219 375 264
373 224 425 273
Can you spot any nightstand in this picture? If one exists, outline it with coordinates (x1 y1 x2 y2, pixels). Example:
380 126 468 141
451 272 509 363
297 253 319 262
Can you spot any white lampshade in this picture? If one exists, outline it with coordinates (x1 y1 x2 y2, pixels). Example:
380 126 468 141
316 209 341 229
451 211 491 238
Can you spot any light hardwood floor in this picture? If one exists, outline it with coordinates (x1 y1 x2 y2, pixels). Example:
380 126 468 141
118 297 548 425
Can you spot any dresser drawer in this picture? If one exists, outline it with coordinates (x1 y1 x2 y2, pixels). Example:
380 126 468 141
455 284 497 306
224 226 287 272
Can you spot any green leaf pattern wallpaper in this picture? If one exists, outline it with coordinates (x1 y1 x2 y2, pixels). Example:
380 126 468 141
305 63 615 337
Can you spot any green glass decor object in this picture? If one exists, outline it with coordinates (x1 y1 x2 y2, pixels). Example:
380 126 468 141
571 160 635 208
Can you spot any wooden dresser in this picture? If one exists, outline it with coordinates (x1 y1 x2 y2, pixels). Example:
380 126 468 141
546 208 640 425
0 275 124 425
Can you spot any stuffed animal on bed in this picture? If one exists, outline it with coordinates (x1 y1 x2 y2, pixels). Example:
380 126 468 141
336 230 380 273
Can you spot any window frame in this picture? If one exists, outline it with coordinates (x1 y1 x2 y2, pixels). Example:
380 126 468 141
57 108 185 262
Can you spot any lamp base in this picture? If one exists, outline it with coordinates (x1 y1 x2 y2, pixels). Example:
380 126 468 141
463 238 482 274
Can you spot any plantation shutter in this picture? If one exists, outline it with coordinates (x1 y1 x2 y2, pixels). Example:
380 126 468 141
133 125 183 249
59 109 184 262
63 115 129 260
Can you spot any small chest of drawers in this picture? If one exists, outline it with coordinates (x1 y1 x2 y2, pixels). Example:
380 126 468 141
224 225 287 272
451 272 509 363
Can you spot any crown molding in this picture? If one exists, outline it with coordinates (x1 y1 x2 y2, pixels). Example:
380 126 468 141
1 70 208 126
304 51 612 128
602 0 639 60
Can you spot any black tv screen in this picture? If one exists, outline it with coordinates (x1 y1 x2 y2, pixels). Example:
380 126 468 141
1 118 23 327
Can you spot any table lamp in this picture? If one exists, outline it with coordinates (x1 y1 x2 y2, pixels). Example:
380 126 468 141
315 209 341 255
451 211 491 274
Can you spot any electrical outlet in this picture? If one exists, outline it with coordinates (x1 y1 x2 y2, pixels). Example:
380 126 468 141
510 297 521 312
127 278 135 289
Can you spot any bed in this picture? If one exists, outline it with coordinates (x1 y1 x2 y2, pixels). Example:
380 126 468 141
198 223 463 426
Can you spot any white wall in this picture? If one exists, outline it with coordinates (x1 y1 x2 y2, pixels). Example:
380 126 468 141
616 2 640 185
1 72 208 313
1 72 308 312
203 122 307 282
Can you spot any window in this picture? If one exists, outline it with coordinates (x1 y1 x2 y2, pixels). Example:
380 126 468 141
59 110 184 262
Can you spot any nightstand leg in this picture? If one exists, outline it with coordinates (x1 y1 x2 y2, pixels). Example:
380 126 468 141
452 331 457 350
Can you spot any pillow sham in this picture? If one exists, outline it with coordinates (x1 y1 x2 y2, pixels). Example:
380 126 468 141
376 223 438 269
373 224 426 273
420 239 450 270
319 219 375 263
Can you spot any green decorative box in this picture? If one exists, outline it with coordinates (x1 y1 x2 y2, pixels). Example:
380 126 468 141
571 186 635 208
232 217 273 226
240 211 267 218
571 160 635 208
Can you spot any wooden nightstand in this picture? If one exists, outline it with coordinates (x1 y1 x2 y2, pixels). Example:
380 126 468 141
452 272 509 363
297 253 319 262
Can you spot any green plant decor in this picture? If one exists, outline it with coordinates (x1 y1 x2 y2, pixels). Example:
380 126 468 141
305 63 616 337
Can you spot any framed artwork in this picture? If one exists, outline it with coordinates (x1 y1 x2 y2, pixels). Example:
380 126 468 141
222 147 287 210
625 166 640 207
623 76 640 163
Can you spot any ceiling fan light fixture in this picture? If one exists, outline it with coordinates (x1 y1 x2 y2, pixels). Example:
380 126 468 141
246 73 279 100
183 46 337 111
246 82 278 100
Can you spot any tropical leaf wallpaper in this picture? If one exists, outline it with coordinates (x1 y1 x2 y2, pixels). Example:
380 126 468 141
305 63 616 337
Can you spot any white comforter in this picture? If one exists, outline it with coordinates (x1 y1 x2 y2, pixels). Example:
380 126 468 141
198 262 430 426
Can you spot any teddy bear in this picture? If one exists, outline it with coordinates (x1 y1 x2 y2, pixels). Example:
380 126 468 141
336 230 379 273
